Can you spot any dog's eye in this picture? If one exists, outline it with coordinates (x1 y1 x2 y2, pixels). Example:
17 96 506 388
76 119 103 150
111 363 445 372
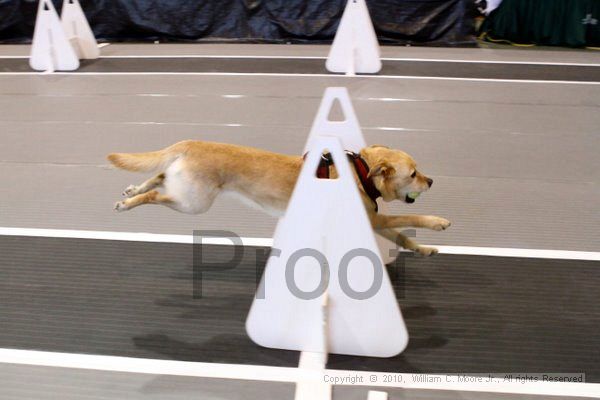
410 170 417 178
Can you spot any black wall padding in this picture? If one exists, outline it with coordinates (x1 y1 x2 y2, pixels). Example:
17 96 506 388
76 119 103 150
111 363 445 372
0 0 475 46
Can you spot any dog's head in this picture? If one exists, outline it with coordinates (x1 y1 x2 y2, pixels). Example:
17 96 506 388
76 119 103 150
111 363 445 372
362 145 433 204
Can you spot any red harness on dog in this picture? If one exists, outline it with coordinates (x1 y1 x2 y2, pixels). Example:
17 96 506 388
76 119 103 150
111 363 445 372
304 151 381 212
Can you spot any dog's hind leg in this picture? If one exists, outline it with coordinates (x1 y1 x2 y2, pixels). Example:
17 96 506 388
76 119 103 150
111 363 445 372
114 190 173 212
122 173 166 198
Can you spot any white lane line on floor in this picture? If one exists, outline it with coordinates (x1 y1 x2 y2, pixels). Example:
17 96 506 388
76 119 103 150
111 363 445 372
0 349 598 398
0 55 324 60
0 71 599 85
434 245 600 261
1 227 599 261
0 227 270 248
1 54 599 66
380 57 600 67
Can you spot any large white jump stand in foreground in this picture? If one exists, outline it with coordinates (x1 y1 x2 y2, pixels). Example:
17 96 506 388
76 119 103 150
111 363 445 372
326 0 382 74
248 88 405 399
30 0 99 72
303 87 366 152
305 87 396 265
246 135 408 358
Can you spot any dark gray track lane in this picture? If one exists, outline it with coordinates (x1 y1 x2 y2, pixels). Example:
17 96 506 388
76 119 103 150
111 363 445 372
1 236 598 381
0 364 592 400
0 364 296 400
1 58 599 81
334 386 592 400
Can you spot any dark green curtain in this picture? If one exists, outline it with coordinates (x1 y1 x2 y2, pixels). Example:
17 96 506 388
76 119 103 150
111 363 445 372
480 0 600 47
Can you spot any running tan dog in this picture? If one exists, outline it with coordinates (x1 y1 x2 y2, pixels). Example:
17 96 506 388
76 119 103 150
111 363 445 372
108 140 450 256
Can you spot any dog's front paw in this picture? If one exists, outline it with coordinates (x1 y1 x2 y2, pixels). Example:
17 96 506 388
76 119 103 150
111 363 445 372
114 201 128 212
122 185 138 198
428 216 451 231
415 246 439 257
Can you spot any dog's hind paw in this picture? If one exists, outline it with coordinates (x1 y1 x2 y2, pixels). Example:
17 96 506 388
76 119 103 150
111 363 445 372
122 185 138 198
114 201 128 212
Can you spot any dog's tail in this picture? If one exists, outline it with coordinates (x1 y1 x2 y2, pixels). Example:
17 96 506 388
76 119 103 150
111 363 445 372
107 141 189 172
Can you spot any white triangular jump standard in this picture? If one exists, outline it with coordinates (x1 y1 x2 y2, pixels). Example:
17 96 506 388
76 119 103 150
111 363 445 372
303 87 366 153
30 0 80 72
61 0 100 59
326 0 381 74
246 136 408 357
304 87 396 265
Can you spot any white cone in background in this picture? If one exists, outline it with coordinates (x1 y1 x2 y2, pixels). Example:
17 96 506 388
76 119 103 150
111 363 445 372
29 0 79 72
61 0 100 59
246 136 408 358
326 0 381 74
304 87 396 265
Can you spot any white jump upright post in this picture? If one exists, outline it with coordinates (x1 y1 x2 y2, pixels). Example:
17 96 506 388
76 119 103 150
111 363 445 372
247 88 407 400
61 0 100 60
30 0 80 72
304 87 396 265
246 135 408 357
304 87 366 152
326 0 381 74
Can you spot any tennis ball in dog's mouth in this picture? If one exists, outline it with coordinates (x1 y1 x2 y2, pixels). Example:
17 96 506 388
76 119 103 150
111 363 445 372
407 192 421 200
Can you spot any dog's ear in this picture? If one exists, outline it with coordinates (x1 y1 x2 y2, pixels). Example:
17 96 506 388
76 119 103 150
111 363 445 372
367 162 395 179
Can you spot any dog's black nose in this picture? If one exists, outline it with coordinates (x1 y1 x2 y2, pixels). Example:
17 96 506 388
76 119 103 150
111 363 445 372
426 178 433 188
